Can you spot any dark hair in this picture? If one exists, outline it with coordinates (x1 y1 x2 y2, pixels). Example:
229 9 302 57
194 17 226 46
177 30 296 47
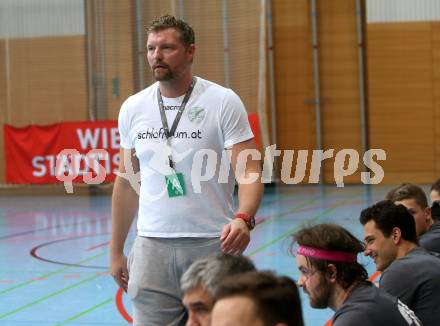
384 185 399 200
360 200 418 244
431 179 440 193
147 14 195 47
431 201 440 220
431 180 440 221
291 223 367 290
386 183 428 209
215 271 304 326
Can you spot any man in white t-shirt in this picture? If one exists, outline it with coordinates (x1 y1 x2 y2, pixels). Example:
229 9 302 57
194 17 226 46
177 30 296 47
109 14 263 326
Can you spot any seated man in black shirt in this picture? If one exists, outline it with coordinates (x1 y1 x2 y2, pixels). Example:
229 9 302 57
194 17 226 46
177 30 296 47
430 178 440 202
386 183 440 253
429 180 440 249
292 223 420 326
361 200 440 326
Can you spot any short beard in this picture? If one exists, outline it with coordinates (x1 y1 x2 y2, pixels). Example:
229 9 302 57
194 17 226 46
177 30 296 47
152 68 174 82
309 278 331 309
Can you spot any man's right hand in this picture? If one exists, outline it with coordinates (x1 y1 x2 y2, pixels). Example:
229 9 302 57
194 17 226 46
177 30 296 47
110 252 129 292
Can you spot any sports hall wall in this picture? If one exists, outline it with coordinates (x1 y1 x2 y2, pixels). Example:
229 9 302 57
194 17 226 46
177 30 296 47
364 0 440 183
1 0 439 186
273 0 440 184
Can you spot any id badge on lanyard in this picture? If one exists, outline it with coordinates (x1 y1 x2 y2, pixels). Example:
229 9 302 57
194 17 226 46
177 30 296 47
165 171 186 197
165 141 186 197
157 77 196 198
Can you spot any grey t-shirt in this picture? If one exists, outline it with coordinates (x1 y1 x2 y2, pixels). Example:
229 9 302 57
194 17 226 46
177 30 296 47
380 246 440 326
420 219 440 254
333 282 421 326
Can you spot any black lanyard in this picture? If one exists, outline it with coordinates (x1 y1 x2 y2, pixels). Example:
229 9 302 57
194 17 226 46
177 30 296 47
156 77 196 168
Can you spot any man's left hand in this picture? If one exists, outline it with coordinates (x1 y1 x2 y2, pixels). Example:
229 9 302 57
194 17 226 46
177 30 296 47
220 218 250 255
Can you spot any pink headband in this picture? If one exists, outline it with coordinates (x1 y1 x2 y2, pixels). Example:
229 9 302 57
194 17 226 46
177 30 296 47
297 245 357 263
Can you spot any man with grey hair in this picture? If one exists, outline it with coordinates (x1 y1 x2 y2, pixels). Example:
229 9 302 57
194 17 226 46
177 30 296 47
181 253 256 326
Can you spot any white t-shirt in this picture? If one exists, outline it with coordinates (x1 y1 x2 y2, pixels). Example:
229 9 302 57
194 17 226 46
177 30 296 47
118 77 254 237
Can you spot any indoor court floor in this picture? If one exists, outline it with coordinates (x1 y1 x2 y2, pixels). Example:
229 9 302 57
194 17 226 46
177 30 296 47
0 184 394 325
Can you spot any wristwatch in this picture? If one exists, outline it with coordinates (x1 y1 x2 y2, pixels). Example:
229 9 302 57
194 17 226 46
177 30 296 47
235 213 255 230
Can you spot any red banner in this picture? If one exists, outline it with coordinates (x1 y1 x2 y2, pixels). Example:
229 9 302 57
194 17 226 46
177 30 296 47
4 115 261 185
4 121 120 184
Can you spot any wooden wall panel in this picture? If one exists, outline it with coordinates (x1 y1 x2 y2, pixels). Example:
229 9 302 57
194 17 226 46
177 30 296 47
0 36 87 184
432 22 440 177
0 40 6 115
102 0 136 120
366 23 436 184
318 0 362 184
272 0 315 183
227 1 260 115
0 40 6 183
272 0 363 185
4 36 88 126
182 1 225 88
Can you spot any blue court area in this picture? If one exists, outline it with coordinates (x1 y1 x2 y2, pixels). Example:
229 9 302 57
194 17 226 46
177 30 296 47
0 185 391 326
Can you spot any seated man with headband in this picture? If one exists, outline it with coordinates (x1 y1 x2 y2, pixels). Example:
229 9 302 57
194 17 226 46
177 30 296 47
292 223 421 326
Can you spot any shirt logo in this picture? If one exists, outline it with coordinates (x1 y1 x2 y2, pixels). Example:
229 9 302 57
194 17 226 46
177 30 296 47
187 107 205 124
